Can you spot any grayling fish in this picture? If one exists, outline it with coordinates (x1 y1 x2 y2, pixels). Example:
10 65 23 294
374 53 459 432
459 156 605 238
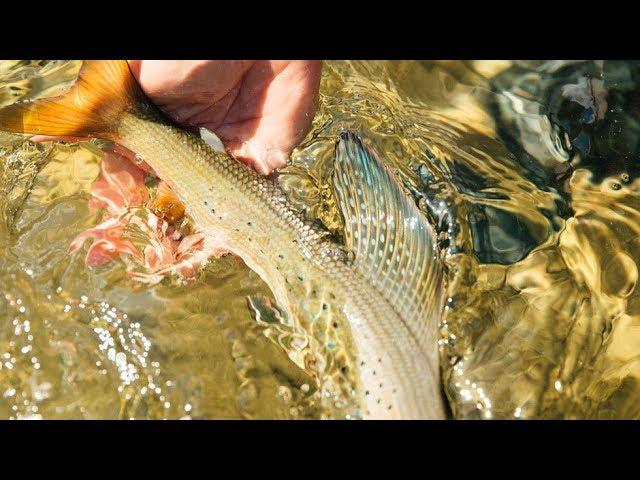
0 60 446 419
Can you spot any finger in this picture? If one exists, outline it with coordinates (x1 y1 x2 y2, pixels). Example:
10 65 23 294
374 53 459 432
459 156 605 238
224 139 289 176
30 135 88 143
216 60 322 175
102 143 156 175
30 134 138 164
107 143 139 162
30 133 154 175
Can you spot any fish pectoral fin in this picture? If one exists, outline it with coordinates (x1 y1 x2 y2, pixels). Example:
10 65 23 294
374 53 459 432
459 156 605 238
332 131 443 323
0 60 145 140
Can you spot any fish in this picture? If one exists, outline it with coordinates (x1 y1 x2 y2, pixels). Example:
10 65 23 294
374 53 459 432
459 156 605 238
0 60 446 419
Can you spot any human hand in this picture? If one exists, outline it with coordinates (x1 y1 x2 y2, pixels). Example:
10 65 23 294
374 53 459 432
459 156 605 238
34 60 324 176
127 60 323 175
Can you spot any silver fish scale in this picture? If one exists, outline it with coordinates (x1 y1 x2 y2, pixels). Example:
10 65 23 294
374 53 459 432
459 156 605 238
117 113 445 419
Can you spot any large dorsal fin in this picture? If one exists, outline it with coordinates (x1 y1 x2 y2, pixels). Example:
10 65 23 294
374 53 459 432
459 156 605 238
333 131 443 341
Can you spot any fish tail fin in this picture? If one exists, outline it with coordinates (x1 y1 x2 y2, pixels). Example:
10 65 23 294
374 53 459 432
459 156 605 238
0 60 144 140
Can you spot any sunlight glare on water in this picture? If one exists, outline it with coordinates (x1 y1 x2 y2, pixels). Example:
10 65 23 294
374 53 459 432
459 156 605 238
2 60 640 418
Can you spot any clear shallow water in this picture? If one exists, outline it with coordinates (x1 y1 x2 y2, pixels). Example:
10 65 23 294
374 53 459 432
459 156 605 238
1 60 640 419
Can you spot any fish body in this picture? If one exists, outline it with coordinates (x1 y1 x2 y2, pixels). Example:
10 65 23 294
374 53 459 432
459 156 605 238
0 61 446 419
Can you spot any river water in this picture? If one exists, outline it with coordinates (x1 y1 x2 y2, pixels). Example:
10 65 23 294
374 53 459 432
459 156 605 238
1 60 639 419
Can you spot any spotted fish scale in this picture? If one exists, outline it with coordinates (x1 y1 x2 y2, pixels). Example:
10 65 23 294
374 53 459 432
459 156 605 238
0 60 446 419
